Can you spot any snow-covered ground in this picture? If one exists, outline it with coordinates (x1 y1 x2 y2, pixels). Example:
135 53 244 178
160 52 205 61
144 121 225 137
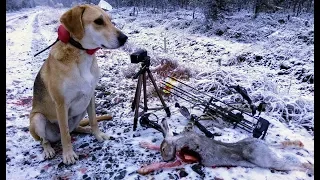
6 5 314 180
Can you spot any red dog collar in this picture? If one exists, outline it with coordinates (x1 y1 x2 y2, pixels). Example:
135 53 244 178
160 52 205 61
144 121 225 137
58 25 100 55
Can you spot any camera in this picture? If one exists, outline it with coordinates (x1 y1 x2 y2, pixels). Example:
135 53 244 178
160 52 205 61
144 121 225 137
130 49 148 64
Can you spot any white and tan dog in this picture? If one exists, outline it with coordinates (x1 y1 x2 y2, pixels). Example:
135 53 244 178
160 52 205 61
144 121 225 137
29 4 127 164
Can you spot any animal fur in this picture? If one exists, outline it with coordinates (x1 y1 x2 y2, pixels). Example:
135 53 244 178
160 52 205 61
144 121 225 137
29 4 127 164
138 119 314 175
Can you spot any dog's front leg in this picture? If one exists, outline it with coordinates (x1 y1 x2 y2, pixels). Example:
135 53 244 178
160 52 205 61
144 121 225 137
56 103 78 164
87 96 109 141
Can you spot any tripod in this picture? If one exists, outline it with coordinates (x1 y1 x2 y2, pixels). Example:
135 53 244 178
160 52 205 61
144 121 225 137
131 56 171 131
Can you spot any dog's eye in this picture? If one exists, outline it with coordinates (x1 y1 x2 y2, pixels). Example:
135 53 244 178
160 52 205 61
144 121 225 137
94 18 104 25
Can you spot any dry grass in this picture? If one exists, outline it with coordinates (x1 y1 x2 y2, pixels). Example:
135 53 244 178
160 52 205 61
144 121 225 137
152 57 191 80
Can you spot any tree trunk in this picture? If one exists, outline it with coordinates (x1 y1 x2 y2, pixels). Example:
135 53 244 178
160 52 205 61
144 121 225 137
296 0 304 16
237 0 242 11
293 0 298 15
193 9 195 19
254 0 262 18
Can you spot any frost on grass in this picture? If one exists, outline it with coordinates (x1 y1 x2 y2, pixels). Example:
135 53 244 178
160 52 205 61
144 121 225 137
6 6 313 180
193 67 314 135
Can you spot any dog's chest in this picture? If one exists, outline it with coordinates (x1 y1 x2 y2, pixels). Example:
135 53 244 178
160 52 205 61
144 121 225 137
64 56 99 116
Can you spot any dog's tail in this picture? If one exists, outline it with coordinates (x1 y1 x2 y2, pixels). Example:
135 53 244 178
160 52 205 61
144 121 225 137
79 114 113 126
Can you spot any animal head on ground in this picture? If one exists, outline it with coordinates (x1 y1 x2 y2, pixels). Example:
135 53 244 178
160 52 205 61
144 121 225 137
160 118 177 162
60 4 128 49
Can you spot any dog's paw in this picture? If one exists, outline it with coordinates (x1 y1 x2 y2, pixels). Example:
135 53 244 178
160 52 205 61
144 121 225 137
62 149 78 165
93 131 110 142
43 146 55 159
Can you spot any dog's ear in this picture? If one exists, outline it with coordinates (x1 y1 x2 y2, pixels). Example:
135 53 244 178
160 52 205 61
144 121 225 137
60 5 86 40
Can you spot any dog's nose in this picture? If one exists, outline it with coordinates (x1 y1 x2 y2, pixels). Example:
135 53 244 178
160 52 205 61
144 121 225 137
118 33 128 46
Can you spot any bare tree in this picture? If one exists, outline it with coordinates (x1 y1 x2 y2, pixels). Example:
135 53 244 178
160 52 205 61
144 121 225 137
254 0 283 18
6 0 314 19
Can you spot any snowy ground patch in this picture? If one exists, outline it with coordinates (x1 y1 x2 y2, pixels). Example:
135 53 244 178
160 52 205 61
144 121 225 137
6 6 313 180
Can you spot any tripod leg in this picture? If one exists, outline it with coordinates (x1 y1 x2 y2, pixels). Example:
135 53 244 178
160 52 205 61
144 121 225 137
132 77 140 111
146 69 171 117
133 75 143 131
142 72 148 112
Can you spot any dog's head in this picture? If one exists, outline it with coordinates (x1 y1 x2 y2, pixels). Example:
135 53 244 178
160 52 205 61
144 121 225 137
60 4 127 49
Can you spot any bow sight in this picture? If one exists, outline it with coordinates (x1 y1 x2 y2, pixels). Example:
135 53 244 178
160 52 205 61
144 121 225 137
161 76 270 139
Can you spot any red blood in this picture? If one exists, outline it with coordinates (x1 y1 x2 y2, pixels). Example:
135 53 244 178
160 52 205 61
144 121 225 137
79 168 87 174
11 96 32 106
177 147 200 163
138 160 182 175
71 137 76 143
42 164 50 170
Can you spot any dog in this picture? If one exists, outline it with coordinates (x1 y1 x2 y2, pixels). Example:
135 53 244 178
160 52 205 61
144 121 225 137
29 4 128 165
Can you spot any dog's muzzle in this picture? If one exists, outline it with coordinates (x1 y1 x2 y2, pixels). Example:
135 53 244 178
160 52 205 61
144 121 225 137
118 32 128 46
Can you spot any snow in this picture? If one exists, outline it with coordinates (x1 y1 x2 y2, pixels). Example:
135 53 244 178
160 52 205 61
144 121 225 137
98 0 113 11
6 5 313 180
